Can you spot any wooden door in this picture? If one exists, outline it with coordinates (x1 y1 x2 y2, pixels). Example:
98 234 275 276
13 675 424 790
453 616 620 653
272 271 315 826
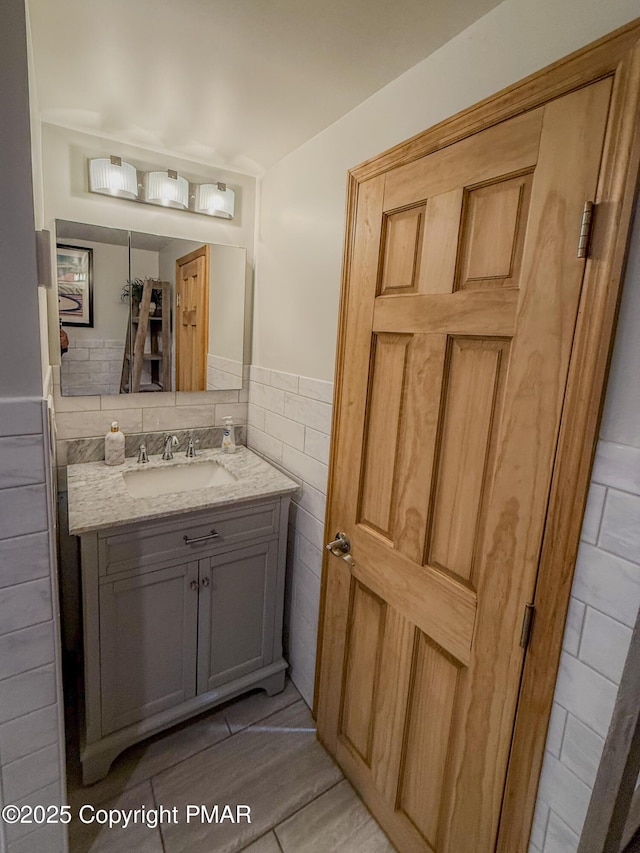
100 560 199 735
176 245 210 391
196 542 277 693
317 80 614 853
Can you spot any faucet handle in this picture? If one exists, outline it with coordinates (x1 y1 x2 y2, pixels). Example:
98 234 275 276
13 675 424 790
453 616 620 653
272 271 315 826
162 433 179 460
186 434 197 458
137 442 149 464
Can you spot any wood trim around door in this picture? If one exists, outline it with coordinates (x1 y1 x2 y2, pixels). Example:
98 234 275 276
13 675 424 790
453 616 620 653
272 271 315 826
314 18 640 852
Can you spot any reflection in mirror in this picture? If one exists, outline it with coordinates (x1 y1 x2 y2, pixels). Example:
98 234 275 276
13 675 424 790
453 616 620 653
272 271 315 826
55 221 246 396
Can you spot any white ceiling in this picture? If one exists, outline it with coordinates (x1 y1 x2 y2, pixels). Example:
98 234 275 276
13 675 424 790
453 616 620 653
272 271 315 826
27 0 502 175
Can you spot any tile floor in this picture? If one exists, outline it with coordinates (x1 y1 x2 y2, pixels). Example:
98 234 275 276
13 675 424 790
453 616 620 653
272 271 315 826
66 681 395 852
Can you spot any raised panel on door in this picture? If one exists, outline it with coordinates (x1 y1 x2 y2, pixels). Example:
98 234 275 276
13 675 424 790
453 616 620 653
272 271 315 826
100 560 198 735
318 78 613 853
197 540 277 693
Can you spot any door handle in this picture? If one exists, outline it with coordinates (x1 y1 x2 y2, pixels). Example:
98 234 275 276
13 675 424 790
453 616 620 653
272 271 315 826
183 529 220 545
326 532 356 568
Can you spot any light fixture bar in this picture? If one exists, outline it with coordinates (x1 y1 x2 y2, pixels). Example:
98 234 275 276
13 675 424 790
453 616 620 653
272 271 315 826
86 156 235 219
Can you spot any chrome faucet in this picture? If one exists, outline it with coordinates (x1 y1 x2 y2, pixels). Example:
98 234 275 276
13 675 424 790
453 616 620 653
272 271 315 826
162 434 179 460
137 442 148 464
186 435 197 458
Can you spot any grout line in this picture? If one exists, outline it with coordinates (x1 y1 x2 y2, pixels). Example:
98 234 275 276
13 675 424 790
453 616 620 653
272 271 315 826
273 777 345 836
561 647 622 688
590 532 640 567
568 593 639 631
149 777 168 853
555 705 569 760
595 486 607 542
594 486 610 550
273 826 286 852
0 573 51 594
540 801 551 851
573 600 588 660
551 701 605 744
225 695 304 737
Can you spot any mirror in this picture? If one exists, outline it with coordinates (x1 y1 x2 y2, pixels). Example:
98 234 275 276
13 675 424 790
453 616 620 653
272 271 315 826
55 220 247 396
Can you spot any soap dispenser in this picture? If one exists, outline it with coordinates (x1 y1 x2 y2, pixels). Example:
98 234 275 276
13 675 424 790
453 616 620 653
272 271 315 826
221 416 236 453
104 421 125 466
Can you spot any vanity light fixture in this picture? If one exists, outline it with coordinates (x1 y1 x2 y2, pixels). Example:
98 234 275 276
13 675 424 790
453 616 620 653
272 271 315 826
88 156 139 199
194 182 235 219
144 169 189 209
87 156 235 219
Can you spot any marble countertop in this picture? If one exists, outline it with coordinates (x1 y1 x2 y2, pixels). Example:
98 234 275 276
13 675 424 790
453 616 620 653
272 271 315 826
67 446 299 535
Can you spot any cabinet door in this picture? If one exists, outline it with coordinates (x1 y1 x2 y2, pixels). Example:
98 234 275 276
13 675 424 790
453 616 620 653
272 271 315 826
100 561 199 735
197 541 278 694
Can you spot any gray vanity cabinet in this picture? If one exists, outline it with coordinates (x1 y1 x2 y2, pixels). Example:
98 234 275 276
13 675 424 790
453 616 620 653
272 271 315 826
79 494 291 784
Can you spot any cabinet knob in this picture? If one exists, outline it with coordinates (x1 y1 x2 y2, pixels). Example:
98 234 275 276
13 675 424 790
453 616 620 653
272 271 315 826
190 580 199 591
201 577 210 588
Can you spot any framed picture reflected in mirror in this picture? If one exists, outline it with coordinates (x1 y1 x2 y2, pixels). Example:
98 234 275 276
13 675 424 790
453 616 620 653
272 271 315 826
57 243 94 327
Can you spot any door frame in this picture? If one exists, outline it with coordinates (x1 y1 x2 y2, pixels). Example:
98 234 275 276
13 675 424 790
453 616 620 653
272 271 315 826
175 243 210 391
314 19 640 852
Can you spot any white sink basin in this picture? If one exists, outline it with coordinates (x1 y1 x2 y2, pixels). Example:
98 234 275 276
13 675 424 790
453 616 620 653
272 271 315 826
122 461 237 498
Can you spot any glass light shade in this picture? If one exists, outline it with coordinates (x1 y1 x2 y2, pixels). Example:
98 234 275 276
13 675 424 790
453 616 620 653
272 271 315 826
144 171 189 209
89 158 138 199
194 183 235 219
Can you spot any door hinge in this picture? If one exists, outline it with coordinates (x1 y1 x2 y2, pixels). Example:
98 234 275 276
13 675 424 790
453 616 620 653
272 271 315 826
520 603 535 649
577 201 594 258
176 293 181 307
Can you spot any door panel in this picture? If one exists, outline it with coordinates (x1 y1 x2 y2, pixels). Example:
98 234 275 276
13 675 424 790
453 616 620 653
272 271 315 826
398 631 461 847
456 172 532 290
427 336 509 585
340 580 386 763
317 78 613 853
358 333 411 538
176 246 209 391
197 541 277 693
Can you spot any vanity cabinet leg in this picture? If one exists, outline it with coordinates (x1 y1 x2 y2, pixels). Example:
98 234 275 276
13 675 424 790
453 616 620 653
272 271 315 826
81 750 118 786
261 669 286 697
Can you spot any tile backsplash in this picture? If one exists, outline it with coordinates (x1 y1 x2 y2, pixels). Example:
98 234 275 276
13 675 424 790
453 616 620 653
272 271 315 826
52 363 248 481
66 425 246 465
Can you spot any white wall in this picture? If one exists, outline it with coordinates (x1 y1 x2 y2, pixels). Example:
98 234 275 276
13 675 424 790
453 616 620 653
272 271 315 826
254 0 640 380
251 1 640 850
209 245 246 365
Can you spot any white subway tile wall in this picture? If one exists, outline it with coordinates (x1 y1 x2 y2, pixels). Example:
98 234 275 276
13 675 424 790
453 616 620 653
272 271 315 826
60 337 124 396
247 367 333 706
206 354 246 391
531 439 640 853
53 382 248 479
0 399 65 853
